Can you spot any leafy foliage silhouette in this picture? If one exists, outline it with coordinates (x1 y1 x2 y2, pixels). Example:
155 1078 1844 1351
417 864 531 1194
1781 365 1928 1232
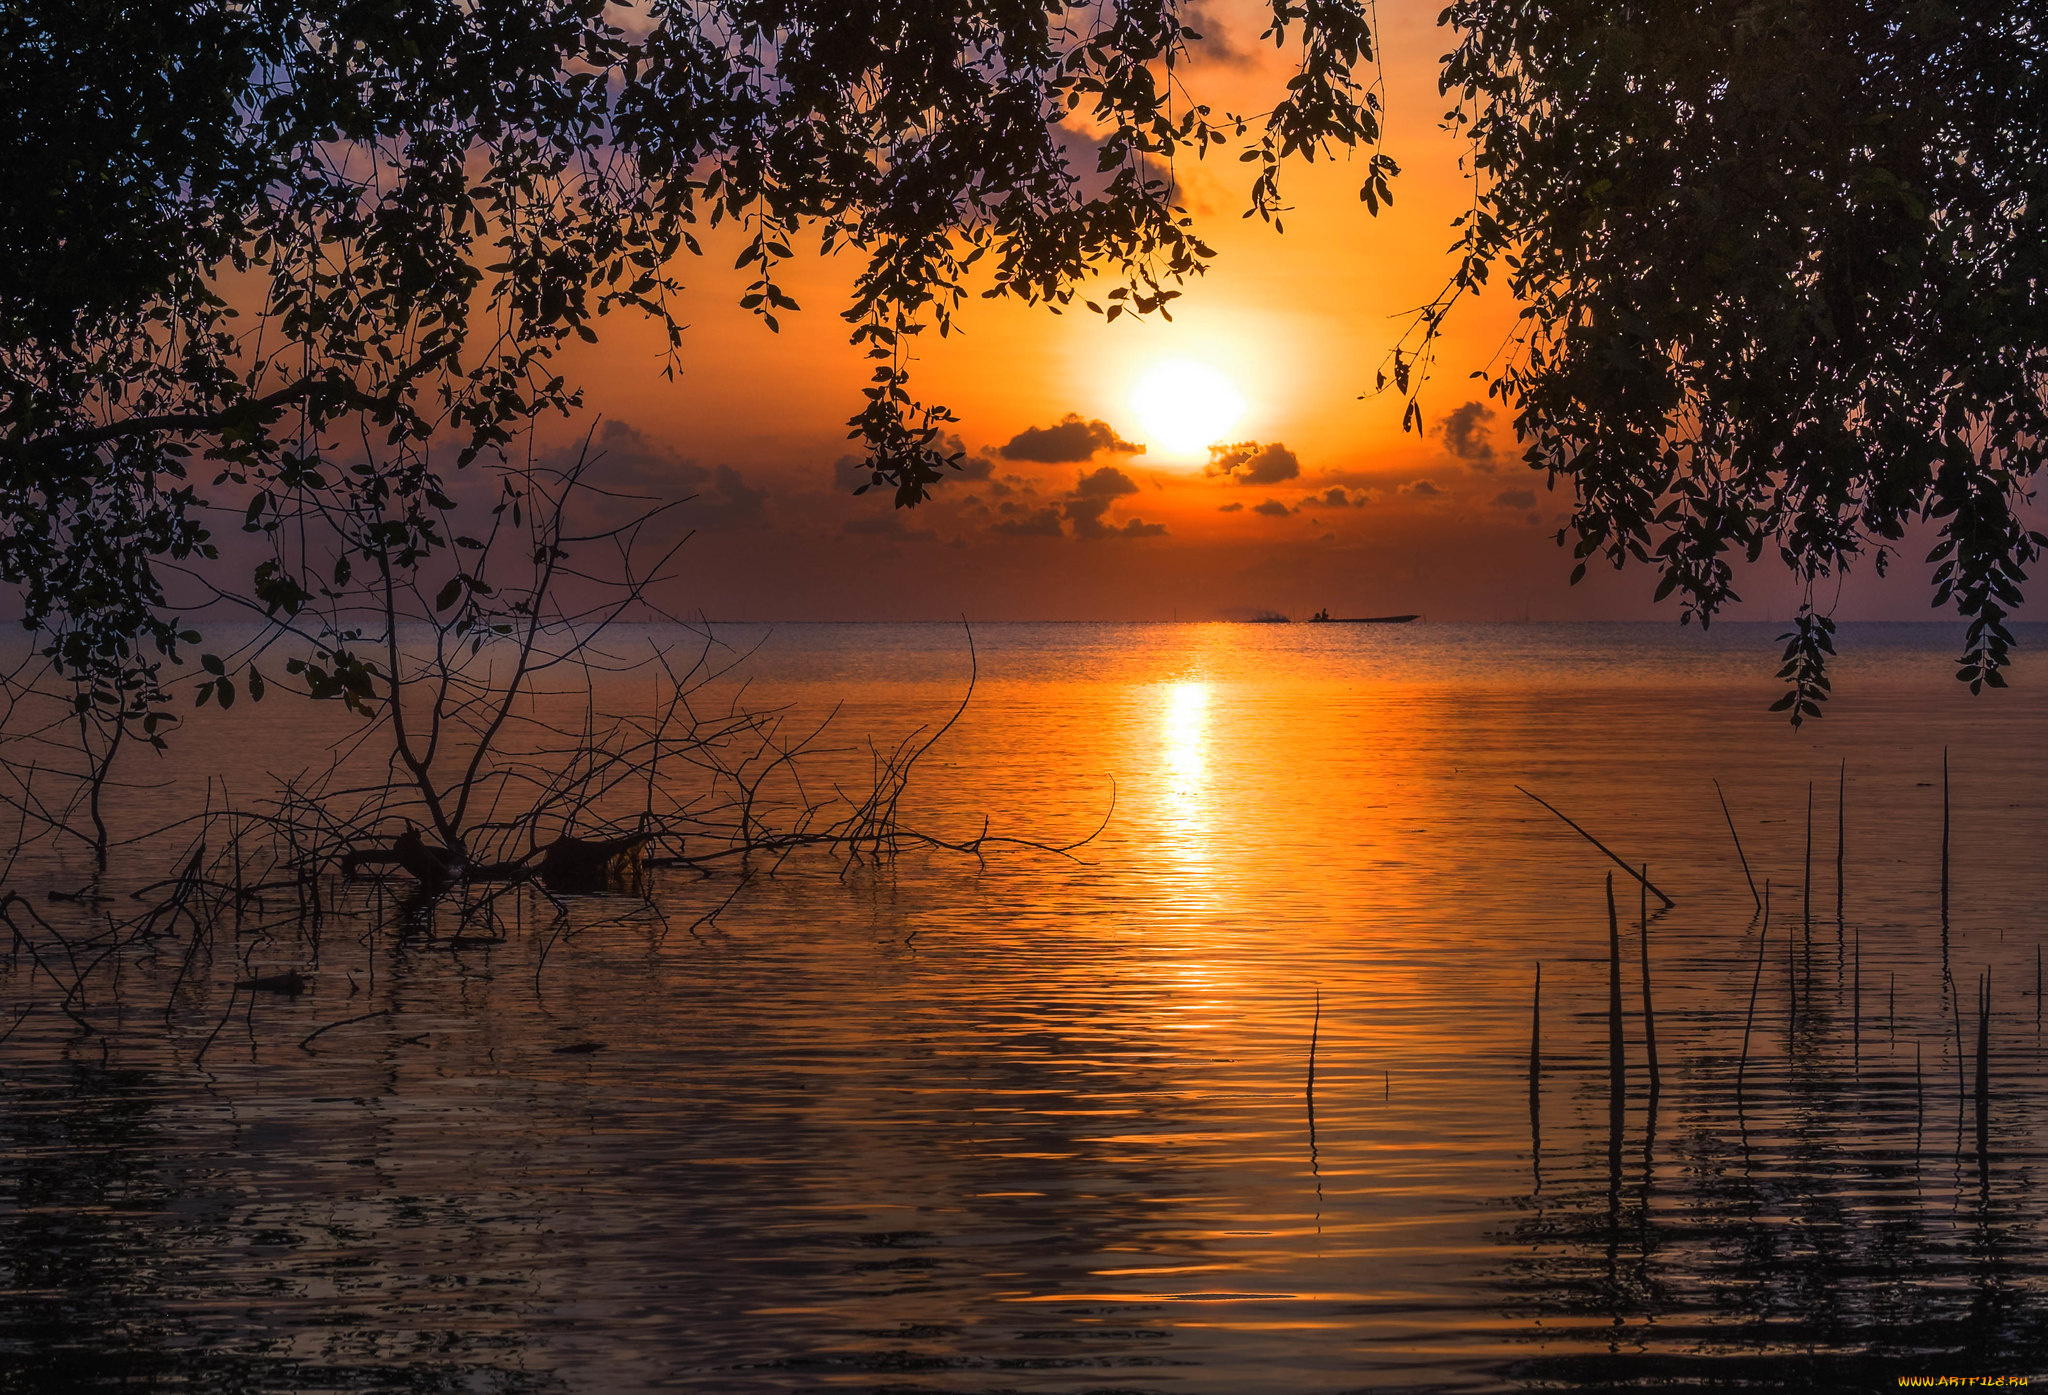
1396 0 2047 721
0 0 1389 735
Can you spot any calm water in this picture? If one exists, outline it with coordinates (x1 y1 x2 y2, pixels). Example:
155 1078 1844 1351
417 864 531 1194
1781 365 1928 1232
5 621 2048 1391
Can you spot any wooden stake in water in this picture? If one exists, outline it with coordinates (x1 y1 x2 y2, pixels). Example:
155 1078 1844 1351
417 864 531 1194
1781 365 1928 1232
1528 967 1543 1190
1715 778 1761 912
1977 973 1992 1195
1787 878 1798 1027
1640 866 1660 1098
1606 873 1625 1107
1836 758 1847 923
1737 880 1771 1095
1307 986 1320 1182
1977 974 1990 1096
1307 986 1319 1102
1941 748 1951 927
1803 780 1814 939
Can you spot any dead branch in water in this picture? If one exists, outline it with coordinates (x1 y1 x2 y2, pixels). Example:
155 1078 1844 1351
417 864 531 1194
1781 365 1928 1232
0 616 1104 1052
1737 880 1771 1096
1714 779 1761 912
1517 786 1674 908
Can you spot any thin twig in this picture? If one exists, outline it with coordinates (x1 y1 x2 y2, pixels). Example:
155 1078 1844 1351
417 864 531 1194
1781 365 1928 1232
1714 778 1760 911
1519 787 1674 908
1738 880 1771 1095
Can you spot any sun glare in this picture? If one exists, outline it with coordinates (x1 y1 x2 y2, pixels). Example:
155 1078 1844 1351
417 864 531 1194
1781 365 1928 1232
1131 360 1246 458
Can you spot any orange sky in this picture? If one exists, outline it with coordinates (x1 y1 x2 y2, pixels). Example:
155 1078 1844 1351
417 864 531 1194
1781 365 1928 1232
541 0 1943 623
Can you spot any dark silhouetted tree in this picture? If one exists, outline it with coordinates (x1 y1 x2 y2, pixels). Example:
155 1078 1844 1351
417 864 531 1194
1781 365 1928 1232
1402 0 2046 720
0 0 1391 743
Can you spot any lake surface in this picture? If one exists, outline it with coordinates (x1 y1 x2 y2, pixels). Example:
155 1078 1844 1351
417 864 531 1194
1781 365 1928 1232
5 621 2048 1391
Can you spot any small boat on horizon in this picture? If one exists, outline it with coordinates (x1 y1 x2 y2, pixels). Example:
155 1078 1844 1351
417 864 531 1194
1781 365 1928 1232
1307 609 1420 624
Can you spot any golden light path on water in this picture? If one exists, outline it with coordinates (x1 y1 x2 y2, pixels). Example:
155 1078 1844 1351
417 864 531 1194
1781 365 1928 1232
1159 678 1215 901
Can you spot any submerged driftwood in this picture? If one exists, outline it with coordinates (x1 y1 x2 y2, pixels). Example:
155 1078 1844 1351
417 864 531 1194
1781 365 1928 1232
338 830 649 897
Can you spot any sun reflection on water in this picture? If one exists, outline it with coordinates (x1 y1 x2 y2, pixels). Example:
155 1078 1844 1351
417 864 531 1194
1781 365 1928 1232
1159 680 1216 904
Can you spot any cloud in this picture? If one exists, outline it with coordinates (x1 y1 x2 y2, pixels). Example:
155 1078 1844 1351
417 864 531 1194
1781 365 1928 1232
1183 0 1255 66
832 454 873 492
577 422 771 529
1064 495 1153 539
1252 498 1294 516
991 506 1066 537
1066 467 1164 538
1439 401 1496 463
940 432 994 480
1493 488 1537 510
1403 479 1445 499
585 418 710 495
999 414 1144 463
843 512 933 540
695 464 769 528
1315 487 1360 508
1064 496 1116 537
989 465 1164 539
1073 465 1140 498
1205 440 1301 486
1217 501 1244 513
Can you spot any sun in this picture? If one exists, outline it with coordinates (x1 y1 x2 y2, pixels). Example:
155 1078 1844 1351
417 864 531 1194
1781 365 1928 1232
1131 359 1246 458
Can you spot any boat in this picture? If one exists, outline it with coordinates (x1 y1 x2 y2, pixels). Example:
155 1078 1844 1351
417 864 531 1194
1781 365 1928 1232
1307 609 1420 624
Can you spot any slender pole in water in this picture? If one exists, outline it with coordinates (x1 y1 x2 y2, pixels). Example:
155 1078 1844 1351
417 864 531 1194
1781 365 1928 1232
1607 873 1625 1110
1529 962 1542 1191
1953 973 1969 1104
1738 880 1771 1095
1803 780 1814 940
1306 986 1321 1197
1941 748 1951 928
1976 973 1989 1098
1640 866 1660 1098
1836 758 1847 925
1787 876 1798 1028
1531 966 1540 1188
1306 986 1319 1104
1978 973 1992 1197
1605 873 1626 1238
1976 974 1991 1149
1715 778 1761 912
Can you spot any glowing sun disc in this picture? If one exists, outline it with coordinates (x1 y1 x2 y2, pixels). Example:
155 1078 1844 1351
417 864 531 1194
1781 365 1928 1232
1132 360 1245 456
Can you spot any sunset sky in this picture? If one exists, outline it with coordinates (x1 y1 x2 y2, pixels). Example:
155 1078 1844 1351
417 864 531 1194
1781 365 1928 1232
544 0 1943 624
